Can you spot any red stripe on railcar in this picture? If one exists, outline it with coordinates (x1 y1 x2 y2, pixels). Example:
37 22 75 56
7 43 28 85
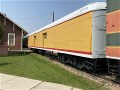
29 46 92 55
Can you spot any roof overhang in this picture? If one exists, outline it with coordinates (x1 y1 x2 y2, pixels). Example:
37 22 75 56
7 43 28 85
0 12 28 36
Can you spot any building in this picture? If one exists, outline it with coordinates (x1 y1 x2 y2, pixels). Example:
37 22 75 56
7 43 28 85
0 12 28 55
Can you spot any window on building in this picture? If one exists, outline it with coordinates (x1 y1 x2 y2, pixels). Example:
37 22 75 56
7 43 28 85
4 17 6 25
8 33 15 46
13 24 15 31
43 33 47 39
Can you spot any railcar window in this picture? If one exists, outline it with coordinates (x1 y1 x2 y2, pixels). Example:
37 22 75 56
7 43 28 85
43 33 47 39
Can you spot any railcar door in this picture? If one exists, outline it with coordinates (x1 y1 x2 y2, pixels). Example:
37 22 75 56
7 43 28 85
34 36 36 46
43 32 47 47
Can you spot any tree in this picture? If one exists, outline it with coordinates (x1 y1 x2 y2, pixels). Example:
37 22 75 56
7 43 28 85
0 25 4 39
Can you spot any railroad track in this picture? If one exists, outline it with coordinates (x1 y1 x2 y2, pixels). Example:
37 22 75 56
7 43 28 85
47 55 120 90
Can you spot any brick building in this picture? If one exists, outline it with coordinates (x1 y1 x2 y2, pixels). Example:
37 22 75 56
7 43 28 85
0 12 28 55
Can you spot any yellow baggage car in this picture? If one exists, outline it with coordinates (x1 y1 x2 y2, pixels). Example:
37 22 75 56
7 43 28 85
28 2 106 71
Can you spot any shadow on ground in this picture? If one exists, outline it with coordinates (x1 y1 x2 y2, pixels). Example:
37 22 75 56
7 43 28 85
8 53 30 56
0 63 10 66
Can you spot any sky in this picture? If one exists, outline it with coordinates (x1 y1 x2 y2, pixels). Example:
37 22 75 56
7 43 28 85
0 0 106 34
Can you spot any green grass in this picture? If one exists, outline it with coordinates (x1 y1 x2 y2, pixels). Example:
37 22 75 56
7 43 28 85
0 53 105 90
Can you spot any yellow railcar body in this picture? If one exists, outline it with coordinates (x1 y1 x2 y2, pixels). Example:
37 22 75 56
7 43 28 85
28 11 92 54
28 34 35 47
28 33 43 47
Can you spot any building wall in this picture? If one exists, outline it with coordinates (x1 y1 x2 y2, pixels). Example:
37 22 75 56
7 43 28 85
0 14 22 55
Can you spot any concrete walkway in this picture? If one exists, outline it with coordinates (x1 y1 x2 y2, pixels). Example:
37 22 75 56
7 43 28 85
0 73 82 90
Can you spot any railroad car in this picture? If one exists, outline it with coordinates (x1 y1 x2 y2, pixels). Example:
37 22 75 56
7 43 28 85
28 2 106 71
106 0 120 75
